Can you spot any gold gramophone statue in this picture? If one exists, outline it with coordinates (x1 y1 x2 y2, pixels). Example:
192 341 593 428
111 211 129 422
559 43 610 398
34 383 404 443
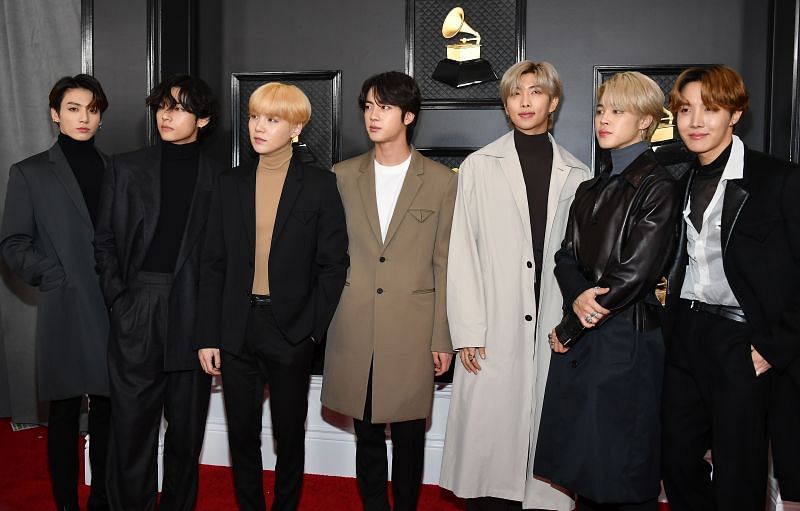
651 107 675 144
431 7 498 88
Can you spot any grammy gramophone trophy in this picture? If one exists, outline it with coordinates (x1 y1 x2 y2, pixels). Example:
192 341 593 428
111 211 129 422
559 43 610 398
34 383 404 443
432 7 498 88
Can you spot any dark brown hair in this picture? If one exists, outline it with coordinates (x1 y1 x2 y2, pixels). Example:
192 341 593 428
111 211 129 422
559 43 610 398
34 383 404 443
48 74 109 113
668 65 749 116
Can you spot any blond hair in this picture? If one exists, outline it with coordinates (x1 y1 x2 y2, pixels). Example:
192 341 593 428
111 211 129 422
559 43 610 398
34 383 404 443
597 72 664 140
500 60 562 129
248 82 311 126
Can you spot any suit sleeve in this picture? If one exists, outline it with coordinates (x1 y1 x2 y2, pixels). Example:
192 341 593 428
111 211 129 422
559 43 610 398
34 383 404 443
446 159 486 350
431 170 457 353
757 167 800 370
195 177 227 349
0 164 65 289
311 171 349 342
93 155 127 307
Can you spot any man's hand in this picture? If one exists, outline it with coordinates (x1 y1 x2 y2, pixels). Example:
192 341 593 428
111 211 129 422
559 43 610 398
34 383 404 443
573 287 611 328
432 351 454 376
751 346 772 377
198 348 221 376
548 329 570 353
458 347 486 374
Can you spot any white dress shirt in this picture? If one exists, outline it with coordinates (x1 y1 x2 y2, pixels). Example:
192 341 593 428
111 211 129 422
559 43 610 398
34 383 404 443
680 135 745 306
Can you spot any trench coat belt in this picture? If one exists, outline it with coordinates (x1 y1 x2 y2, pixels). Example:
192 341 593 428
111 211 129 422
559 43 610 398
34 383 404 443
689 300 747 323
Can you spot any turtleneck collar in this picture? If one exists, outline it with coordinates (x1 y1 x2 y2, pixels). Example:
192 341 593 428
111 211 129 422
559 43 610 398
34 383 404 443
513 129 550 157
162 140 200 161
610 141 648 176
58 132 96 154
257 142 293 174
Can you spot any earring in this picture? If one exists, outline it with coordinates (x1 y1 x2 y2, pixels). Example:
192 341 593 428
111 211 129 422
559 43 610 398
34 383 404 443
99 121 103 129
52 119 59 124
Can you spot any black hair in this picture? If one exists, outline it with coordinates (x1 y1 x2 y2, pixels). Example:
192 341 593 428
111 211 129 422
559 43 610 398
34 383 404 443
146 74 219 140
358 71 421 144
48 74 109 114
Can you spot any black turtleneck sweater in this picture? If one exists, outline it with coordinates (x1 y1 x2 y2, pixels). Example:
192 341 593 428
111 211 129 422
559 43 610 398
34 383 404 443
689 142 732 231
141 142 200 273
58 133 104 227
514 129 553 302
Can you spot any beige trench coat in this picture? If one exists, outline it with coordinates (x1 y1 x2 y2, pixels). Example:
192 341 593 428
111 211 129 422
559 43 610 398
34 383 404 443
321 149 457 423
439 132 590 508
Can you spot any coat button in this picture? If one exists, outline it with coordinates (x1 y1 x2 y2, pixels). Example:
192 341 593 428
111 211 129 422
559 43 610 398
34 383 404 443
525 315 532 321
377 288 384 294
527 261 533 268
379 256 386 262
570 360 579 368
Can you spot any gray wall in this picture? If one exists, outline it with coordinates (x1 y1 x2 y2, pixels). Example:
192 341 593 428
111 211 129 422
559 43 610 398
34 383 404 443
194 0 770 168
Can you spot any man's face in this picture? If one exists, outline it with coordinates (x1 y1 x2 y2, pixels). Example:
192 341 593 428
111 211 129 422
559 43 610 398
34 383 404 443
676 81 742 165
156 87 209 145
362 88 413 145
248 113 301 156
504 73 558 135
51 88 101 142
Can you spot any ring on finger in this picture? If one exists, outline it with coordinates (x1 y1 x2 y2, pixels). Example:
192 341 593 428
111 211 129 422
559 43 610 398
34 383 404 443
584 314 592 323
590 311 598 318
467 355 475 360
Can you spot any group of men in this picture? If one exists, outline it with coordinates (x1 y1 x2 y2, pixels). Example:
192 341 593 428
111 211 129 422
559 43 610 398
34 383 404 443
1 62 798 511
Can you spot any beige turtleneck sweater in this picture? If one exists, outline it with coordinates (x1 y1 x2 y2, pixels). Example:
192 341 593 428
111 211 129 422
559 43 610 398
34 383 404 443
252 143 292 295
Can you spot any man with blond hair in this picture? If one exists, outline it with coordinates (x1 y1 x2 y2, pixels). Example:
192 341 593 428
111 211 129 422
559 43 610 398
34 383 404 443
196 82 348 511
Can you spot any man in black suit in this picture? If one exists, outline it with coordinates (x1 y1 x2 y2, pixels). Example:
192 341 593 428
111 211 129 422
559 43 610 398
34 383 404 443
94 75 223 511
196 83 348 511
661 65 800 510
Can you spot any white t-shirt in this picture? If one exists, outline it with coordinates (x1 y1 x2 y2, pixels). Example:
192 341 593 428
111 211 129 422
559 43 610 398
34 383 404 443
374 154 411 241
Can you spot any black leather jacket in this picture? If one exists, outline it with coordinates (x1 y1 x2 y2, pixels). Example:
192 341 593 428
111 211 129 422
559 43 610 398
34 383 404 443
553 149 683 343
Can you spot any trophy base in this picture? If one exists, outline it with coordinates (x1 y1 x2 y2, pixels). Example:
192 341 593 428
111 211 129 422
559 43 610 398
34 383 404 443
432 58 498 88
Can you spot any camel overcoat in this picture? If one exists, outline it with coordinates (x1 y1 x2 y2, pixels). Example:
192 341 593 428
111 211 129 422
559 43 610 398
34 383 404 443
439 131 590 509
321 149 457 423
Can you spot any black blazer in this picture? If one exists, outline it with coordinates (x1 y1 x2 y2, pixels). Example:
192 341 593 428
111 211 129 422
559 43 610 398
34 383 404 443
94 144 224 371
195 156 348 355
664 147 800 498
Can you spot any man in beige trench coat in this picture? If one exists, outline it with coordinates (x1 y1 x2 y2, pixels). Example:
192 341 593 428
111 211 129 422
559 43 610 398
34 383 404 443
439 61 591 511
321 71 457 511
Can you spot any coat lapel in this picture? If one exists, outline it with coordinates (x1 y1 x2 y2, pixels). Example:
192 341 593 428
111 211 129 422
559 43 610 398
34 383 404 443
272 157 304 241
721 179 748 257
382 150 423 250
173 154 215 274
47 143 93 228
496 134 533 246
356 153 383 246
237 162 257 255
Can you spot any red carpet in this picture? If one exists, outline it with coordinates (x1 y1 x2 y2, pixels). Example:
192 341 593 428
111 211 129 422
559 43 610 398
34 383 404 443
0 419 462 510
0 419 671 510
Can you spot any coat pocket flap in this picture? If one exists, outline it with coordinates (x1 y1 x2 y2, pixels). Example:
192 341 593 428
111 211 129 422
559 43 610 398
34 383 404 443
292 210 317 224
407 209 434 222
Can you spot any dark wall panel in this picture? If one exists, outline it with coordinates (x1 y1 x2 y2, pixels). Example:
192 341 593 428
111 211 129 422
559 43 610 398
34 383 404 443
93 0 148 155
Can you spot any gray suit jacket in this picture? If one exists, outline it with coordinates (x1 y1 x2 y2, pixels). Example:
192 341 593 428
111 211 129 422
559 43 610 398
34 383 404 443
0 142 109 400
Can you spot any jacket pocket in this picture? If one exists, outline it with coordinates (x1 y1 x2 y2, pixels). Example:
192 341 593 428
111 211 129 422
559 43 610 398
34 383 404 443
736 218 779 243
292 210 317 224
407 209 434 222
411 288 435 294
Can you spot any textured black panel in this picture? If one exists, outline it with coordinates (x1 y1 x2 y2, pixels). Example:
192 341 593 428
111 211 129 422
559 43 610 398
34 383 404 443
231 71 342 169
406 0 524 108
417 147 476 171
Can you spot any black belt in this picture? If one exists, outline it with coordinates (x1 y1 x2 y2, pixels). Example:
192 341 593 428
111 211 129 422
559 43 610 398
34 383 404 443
250 294 271 306
689 300 747 323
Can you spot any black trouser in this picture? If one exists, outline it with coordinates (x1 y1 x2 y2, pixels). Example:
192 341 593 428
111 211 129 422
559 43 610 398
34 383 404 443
577 497 658 511
353 367 426 511
662 299 772 511
48 394 110 511
221 302 314 511
465 497 522 511
106 272 211 511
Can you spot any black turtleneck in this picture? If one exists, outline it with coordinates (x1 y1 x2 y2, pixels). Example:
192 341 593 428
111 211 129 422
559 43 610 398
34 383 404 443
58 133 104 227
141 142 200 273
514 129 553 303
689 142 732 231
